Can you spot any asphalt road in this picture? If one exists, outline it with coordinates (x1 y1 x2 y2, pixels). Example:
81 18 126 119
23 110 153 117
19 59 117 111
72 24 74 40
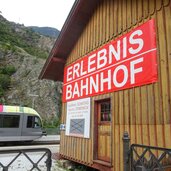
35 134 60 143
0 144 60 153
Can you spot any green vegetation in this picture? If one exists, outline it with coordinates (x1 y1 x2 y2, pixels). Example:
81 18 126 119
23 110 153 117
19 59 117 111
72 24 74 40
0 16 49 59
0 65 16 75
42 116 60 135
0 65 16 97
42 116 60 128
55 160 97 171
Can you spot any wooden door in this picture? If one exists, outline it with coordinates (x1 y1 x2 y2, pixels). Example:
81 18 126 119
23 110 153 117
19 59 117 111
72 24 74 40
96 99 112 163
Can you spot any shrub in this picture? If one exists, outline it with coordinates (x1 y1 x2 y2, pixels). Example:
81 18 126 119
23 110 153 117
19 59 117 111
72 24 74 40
0 65 16 98
0 74 10 89
0 86 4 96
0 65 16 75
42 117 60 128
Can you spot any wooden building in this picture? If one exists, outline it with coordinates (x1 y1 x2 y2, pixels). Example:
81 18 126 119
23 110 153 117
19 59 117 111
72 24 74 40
39 0 171 170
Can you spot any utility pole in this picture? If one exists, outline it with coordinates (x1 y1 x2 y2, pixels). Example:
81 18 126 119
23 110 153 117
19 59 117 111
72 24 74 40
28 94 38 108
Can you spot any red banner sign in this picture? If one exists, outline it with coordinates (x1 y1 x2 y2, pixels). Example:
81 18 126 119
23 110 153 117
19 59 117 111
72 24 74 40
63 19 157 102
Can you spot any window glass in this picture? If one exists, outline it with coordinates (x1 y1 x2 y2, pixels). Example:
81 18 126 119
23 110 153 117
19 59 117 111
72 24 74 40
27 116 34 128
100 101 111 122
27 116 41 128
34 117 41 128
3 115 20 128
0 115 3 128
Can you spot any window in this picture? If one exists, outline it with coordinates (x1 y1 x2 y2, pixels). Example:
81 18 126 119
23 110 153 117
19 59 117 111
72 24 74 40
0 115 3 127
27 116 34 128
100 101 111 122
27 116 41 128
34 116 41 128
0 115 20 128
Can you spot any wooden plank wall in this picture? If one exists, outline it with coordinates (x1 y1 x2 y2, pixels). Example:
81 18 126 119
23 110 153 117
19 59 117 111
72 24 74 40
60 0 171 170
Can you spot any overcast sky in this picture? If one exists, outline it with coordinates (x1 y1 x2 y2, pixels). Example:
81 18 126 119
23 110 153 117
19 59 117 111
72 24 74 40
0 0 75 30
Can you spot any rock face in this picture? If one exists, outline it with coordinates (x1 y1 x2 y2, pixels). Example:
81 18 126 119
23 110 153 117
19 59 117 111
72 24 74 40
0 14 62 120
5 52 62 119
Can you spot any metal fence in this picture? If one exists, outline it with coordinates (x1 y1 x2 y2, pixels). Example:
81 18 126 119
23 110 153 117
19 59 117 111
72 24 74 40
130 144 171 171
0 148 52 171
123 132 171 171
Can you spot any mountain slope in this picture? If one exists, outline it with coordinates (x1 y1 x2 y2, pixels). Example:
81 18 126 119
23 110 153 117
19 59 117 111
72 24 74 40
0 15 56 59
0 14 62 121
29 26 60 38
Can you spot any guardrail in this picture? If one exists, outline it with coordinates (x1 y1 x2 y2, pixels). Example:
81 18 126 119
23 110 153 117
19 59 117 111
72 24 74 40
0 148 52 171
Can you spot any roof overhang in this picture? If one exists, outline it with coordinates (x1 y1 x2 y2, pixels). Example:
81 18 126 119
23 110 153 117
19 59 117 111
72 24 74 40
39 0 99 81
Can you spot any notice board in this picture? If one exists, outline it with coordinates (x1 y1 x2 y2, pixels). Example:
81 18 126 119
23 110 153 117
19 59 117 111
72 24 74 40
66 98 90 138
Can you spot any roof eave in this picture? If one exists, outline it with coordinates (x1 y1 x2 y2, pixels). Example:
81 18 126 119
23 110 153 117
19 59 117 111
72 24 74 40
39 0 98 81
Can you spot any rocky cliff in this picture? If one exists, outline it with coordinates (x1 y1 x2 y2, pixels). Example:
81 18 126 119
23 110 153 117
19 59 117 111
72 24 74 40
0 14 62 121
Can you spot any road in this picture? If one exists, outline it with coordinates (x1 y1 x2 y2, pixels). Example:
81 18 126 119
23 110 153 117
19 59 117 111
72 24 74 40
0 144 60 153
35 135 60 143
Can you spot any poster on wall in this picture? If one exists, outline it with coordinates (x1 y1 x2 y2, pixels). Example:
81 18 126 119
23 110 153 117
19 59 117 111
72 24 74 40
65 97 91 138
63 19 157 102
